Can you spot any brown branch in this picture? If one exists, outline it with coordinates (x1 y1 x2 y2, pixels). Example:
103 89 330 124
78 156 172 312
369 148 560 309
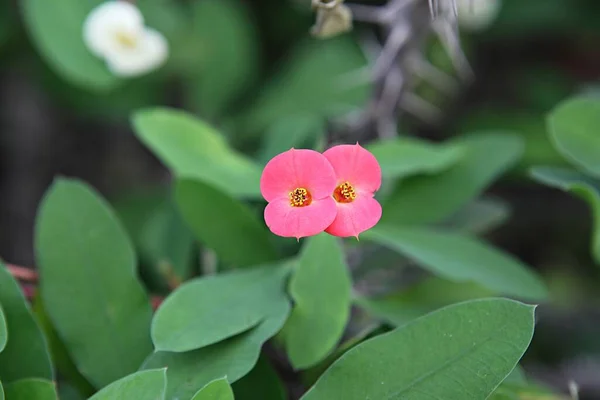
7 264 164 311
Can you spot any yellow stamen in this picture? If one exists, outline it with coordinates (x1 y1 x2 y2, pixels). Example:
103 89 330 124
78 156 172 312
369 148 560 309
333 181 356 203
115 31 137 48
289 188 312 207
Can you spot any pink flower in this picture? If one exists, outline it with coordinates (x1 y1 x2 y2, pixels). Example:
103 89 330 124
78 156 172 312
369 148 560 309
323 144 382 238
260 149 338 239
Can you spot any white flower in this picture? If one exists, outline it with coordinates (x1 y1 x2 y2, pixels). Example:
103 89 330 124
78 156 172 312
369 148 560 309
456 0 502 32
83 1 168 77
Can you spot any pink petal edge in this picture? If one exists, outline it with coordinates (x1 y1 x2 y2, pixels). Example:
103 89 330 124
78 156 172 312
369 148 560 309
260 149 337 202
264 197 337 239
323 143 382 194
325 195 382 238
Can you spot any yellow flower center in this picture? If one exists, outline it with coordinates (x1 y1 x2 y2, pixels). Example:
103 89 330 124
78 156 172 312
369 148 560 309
289 188 312 207
333 182 356 203
115 31 138 48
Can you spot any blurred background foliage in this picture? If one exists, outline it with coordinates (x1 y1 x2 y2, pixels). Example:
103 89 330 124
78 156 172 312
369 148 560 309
1 0 600 398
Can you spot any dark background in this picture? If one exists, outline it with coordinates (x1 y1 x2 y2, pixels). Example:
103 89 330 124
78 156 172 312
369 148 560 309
1 0 600 397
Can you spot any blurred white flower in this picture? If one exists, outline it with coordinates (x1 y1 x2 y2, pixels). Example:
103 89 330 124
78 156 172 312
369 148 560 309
83 1 168 77
456 0 502 32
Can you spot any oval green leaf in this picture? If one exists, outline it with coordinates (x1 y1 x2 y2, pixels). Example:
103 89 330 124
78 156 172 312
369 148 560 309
3 379 57 400
0 304 6 353
302 298 536 400
89 369 167 400
364 226 548 300
548 97 600 177
531 166 600 264
152 263 291 352
0 263 52 382
185 0 260 119
382 133 523 225
191 378 234 400
143 300 290 400
35 179 153 388
175 178 277 268
355 277 495 327
283 234 351 369
132 108 263 198
22 0 119 91
367 137 464 180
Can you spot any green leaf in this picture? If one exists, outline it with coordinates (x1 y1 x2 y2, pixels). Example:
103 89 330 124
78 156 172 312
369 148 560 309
233 356 286 400
283 234 351 369
355 277 495 327
302 298 536 400
31 295 95 397
442 197 510 234
191 378 234 400
132 108 263 198
185 0 260 119
137 201 195 291
366 137 464 180
238 36 369 135
0 381 3 400
175 179 277 268
0 304 6 353
0 263 52 382
3 379 57 400
22 0 119 91
151 263 291 352
35 179 153 388
548 97 600 176
364 226 548 300
258 115 325 164
531 166 600 263
382 133 523 225
143 301 290 400
89 369 167 400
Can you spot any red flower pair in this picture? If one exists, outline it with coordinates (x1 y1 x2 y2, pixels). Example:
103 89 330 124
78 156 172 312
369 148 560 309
260 144 382 239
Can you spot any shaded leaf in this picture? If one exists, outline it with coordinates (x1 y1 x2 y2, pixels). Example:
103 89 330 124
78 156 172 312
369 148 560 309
36 179 153 388
238 36 369 135
442 197 511 234
31 295 95 397
175 179 277 267
366 137 464 180
0 263 52 382
0 381 3 400
355 276 495 326
0 304 6 353
531 166 600 263
382 133 523 225
364 226 548 300
186 0 260 119
152 263 291 352
143 301 290 400
132 108 263 198
302 299 536 400
191 378 234 400
89 369 167 400
548 97 600 177
233 356 286 400
283 234 351 369
22 0 119 90
3 379 57 400
258 115 325 164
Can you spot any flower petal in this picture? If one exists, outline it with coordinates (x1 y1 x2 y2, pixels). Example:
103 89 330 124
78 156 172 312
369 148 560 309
326 195 382 238
83 1 144 58
260 149 337 202
105 28 168 77
323 143 381 193
264 197 337 239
